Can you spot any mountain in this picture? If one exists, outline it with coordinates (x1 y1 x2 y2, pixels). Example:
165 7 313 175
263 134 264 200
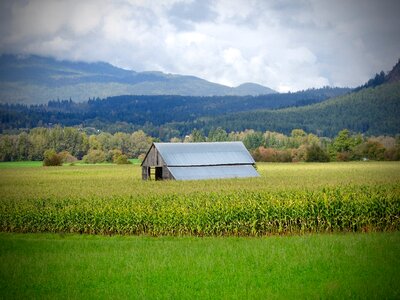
0 87 351 135
184 81 400 137
0 81 396 138
386 59 400 84
0 54 276 104
2 55 398 138
232 83 275 95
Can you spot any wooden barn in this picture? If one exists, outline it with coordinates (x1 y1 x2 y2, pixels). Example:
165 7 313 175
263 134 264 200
141 142 259 180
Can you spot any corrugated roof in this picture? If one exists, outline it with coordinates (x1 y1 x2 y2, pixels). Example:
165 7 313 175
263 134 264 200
168 165 259 180
154 142 255 166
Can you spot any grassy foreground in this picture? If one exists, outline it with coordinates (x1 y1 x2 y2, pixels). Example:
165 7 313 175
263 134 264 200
0 232 399 299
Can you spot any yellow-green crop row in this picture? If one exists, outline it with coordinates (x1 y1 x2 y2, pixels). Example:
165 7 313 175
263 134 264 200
1 185 399 235
0 162 399 236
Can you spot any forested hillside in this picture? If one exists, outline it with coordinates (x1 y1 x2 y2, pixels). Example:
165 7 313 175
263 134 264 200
179 82 400 137
0 87 349 135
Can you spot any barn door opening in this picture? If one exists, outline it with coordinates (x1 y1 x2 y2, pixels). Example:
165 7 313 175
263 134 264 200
155 167 163 180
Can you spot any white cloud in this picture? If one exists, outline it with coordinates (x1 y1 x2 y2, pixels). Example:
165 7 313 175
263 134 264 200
0 0 399 92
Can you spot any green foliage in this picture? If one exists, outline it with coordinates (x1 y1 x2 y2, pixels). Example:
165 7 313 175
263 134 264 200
243 131 264 151
332 129 361 153
329 129 363 161
0 127 152 162
1 127 399 164
306 144 330 162
42 149 63 166
82 149 106 164
354 141 386 161
111 150 131 165
291 129 306 138
190 129 206 142
114 154 130 165
208 127 228 142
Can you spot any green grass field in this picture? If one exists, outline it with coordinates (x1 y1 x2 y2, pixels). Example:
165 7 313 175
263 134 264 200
1 232 399 299
0 159 140 169
0 161 399 298
0 161 43 169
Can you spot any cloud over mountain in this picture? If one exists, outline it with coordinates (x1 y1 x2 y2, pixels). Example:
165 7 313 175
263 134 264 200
1 0 399 92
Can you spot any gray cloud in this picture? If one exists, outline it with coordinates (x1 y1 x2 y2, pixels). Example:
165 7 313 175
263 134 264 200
0 0 399 92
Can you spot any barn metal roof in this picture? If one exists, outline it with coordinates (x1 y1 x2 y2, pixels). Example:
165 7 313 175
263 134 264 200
154 142 255 166
168 165 259 180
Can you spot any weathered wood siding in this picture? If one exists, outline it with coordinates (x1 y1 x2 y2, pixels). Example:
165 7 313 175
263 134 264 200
142 144 171 180
142 166 150 180
142 145 165 167
162 167 173 180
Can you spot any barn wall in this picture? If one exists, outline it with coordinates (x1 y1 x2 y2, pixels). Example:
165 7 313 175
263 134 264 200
142 145 164 167
163 167 174 180
142 166 149 180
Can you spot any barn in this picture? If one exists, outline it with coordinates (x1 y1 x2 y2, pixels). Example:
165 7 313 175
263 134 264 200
141 141 259 180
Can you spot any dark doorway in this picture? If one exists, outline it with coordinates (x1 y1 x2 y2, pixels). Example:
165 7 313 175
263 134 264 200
155 167 163 180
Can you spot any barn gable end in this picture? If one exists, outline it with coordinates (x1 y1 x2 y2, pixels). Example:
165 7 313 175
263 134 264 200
141 142 259 181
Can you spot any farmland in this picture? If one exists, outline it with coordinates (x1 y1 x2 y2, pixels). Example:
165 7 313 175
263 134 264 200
0 162 399 235
1 232 399 299
0 161 399 298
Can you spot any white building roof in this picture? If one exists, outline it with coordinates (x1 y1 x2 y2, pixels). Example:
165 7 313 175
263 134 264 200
154 142 255 166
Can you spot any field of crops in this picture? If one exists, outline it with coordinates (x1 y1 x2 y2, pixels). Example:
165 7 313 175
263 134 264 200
0 162 399 236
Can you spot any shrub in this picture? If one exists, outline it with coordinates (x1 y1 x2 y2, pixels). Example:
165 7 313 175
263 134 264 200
82 149 106 164
114 154 131 164
306 144 330 162
291 145 307 162
336 151 351 161
384 147 400 161
43 149 63 166
58 151 78 163
105 149 132 164
253 147 292 162
362 141 385 161
106 149 121 163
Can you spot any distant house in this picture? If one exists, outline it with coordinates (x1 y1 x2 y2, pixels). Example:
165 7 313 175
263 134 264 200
141 142 259 180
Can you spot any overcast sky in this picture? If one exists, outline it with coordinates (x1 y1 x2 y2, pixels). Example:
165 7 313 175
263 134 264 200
1 0 399 92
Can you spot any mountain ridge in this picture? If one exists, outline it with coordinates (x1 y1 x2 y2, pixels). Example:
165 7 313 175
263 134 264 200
185 81 400 137
0 54 276 104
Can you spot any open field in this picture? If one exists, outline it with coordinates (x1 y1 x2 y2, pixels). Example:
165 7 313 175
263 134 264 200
0 162 399 298
0 159 140 169
0 232 399 299
0 161 43 169
0 162 399 235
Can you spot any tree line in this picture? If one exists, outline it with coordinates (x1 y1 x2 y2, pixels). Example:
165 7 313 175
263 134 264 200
0 87 350 135
0 126 399 163
0 126 152 162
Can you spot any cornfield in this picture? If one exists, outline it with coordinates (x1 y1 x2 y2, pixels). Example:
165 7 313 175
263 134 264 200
0 162 399 236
